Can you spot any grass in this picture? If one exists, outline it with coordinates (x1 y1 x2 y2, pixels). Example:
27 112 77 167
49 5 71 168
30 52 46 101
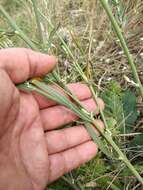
1 0 143 189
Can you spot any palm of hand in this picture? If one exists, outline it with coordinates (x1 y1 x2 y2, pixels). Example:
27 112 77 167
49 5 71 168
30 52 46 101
0 48 104 190
0 68 49 189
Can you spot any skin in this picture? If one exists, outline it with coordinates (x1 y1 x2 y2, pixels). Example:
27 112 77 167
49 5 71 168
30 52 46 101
0 48 104 190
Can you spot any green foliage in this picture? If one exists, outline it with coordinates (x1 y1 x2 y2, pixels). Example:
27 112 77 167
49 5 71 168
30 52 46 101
102 82 138 134
101 81 124 132
122 90 138 126
1 0 21 12
128 134 143 160
108 0 126 25
48 179 73 190
122 163 143 177
75 155 111 189
130 134 143 148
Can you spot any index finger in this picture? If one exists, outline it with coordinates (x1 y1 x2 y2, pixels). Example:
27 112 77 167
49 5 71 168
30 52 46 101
0 48 57 83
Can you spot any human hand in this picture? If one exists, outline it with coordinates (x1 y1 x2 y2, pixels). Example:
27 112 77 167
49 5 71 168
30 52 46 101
0 48 104 190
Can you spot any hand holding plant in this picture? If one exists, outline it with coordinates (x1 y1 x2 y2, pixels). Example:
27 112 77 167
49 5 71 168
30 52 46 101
0 48 104 190
1 0 143 188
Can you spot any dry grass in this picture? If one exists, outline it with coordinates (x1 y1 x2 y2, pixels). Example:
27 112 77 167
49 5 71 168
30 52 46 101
1 0 143 88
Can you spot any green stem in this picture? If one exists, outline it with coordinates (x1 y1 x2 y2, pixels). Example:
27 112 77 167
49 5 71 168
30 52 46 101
18 80 143 185
89 85 143 185
99 0 143 99
85 123 111 159
31 0 44 43
100 129 143 185
0 5 38 51
1 4 143 186
87 118 143 185
107 181 120 190
52 71 85 109
89 85 109 129
39 10 143 185
39 11 88 82
61 176 79 190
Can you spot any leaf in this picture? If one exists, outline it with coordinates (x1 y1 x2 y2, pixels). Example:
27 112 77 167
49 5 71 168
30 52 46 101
101 81 124 129
122 90 138 126
129 134 143 156
130 134 143 147
122 163 143 176
85 124 112 159
31 80 91 122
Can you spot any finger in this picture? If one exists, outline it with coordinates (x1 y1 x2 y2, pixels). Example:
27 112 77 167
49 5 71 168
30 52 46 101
33 82 92 109
0 48 57 83
46 120 104 154
48 141 98 183
41 98 104 130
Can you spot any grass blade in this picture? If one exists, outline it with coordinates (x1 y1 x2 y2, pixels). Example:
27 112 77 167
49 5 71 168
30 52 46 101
31 80 91 122
31 0 44 43
85 123 112 159
0 5 38 50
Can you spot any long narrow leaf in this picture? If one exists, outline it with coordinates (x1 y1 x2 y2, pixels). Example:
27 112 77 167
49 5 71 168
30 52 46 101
85 123 112 159
31 80 91 122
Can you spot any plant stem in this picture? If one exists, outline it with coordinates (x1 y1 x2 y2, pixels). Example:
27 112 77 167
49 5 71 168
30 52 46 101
89 85 143 185
99 0 143 99
0 5 38 50
85 123 111 159
31 0 44 43
93 122 143 185
107 181 120 190
61 176 80 190
19 80 143 185
1 4 143 186
39 10 143 185
39 11 88 82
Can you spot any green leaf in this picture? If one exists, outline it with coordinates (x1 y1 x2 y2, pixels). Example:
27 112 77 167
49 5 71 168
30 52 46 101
129 134 143 156
101 81 124 129
85 123 112 159
122 90 138 126
31 80 91 122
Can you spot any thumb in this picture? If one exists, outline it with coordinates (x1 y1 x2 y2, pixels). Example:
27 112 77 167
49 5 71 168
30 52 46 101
0 48 57 83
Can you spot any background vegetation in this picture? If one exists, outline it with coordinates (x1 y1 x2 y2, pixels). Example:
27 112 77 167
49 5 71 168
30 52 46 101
0 0 143 189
